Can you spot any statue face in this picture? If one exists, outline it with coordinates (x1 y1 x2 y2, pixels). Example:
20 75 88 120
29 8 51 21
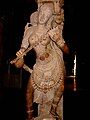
38 4 53 24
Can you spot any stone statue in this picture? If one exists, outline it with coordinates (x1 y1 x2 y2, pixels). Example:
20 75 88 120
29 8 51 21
10 0 69 120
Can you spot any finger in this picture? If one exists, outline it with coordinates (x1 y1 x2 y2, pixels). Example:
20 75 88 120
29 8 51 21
16 51 23 56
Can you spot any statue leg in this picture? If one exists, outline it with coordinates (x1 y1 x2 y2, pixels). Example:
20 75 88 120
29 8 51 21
26 79 34 120
50 83 64 120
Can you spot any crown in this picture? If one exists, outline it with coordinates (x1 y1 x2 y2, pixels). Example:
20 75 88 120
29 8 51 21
36 0 64 5
36 0 64 13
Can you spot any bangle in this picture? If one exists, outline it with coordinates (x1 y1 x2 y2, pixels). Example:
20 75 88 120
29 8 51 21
21 47 26 50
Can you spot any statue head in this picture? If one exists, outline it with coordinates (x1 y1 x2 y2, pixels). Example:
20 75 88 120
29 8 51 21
38 3 54 24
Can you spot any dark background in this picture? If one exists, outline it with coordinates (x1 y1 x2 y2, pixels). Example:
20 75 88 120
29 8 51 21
0 0 89 120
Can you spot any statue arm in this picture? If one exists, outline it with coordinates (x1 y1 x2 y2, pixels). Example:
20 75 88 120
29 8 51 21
20 25 32 50
49 26 69 54
10 26 33 66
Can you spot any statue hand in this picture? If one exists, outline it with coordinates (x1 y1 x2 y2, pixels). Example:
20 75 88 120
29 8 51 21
14 49 25 68
16 48 25 57
14 57 24 68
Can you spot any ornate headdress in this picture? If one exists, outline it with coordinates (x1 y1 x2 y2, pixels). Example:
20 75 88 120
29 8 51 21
36 0 64 4
36 0 64 14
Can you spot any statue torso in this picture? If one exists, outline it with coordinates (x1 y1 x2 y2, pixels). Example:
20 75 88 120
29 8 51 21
28 26 51 58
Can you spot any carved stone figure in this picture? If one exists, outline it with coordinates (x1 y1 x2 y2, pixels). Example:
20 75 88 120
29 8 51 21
10 0 69 120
